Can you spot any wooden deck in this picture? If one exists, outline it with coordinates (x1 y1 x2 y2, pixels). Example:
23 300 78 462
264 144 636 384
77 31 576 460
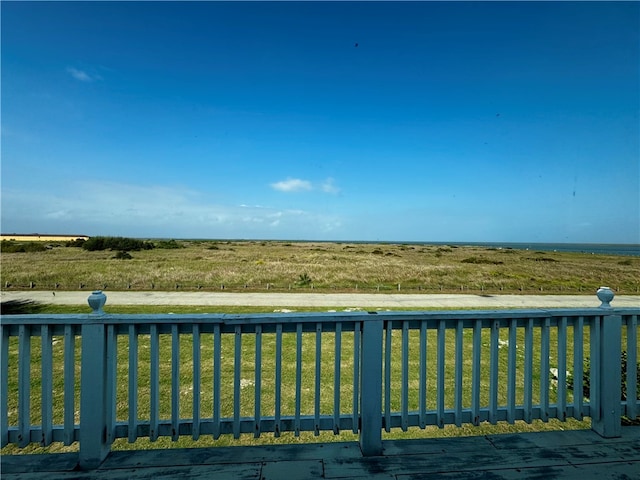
2 426 639 479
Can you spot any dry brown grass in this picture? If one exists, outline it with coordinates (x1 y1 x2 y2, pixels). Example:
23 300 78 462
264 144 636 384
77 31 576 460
1 240 638 294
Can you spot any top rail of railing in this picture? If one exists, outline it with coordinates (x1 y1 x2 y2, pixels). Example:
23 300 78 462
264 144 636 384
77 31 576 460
3 306 638 326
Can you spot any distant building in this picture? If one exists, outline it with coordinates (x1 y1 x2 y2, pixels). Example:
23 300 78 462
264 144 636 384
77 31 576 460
0 233 90 242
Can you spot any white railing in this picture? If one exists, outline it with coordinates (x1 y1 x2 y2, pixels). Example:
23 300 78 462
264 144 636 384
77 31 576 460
1 288 638 469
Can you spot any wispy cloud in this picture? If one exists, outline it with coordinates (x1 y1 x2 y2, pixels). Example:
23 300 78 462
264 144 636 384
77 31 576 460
271 177 339 194
321 177 340 194
1 181 343 238
270 178 313 192
66 67 101 82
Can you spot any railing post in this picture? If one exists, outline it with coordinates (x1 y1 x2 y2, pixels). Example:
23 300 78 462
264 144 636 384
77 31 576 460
79 291 112 469
359 315 383 456
591 287 622 438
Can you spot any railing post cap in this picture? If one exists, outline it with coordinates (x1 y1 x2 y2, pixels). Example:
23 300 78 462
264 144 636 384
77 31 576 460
596 286 614 309
88 290 107 314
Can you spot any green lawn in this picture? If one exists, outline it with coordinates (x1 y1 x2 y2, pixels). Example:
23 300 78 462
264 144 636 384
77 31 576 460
2 308 595 455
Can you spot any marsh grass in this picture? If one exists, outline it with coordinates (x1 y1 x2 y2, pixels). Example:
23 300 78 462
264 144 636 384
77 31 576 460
1 241 638 293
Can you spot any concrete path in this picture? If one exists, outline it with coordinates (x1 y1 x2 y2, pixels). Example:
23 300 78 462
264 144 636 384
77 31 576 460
1 290 638 309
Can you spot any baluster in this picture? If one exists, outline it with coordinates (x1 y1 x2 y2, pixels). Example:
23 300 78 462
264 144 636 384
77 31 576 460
171 325 180 441
192 324 201 441
254 325 262 438
233 325 241 439
128 325 138 443
489 319 499 424
274 324 282 437
149 324 159 441
589 316 600 423
18 325 31 448
212 324 221 440
437 319 445 428
1 325 9 448
418 320 427 429
384 320 392 432
523 318 533 423
572 317 584 420
557 317 567 421
333 322 342 435
63 325 75 445
314 323 322 436
294 323 302 437
626 315 638 419
507 318 517 424
540 318 550 422
401 320 409 431
106 325 117 444
41 325 53 446
454 319 463 427
352 322 361 434
471 319 481 426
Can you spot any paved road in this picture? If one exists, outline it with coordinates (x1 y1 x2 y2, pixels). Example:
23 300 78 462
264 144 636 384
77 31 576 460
2 290 638 309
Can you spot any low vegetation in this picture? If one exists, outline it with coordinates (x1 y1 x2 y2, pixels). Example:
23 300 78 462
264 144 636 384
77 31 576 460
568 351 640 403
81 236 155 252
0 240 48 253
1 239 638 294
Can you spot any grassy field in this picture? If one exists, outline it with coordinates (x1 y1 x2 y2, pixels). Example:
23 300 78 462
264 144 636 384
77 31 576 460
1 240 638 294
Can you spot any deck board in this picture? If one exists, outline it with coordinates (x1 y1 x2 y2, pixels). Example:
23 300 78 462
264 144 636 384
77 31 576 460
2 427 639 479
323 446 570 477
261 459 323 480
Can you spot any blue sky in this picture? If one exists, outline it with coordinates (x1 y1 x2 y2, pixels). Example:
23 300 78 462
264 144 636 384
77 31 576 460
2 1 639 243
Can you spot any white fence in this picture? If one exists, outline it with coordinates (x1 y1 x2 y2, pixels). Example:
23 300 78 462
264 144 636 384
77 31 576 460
1 289 638 469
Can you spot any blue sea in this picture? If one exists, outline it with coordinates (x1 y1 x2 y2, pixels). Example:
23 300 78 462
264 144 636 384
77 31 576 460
306 240 640 256
415 242 640 257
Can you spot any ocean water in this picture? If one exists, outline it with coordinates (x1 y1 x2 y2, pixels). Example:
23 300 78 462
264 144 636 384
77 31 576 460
185 238 640 256
420 242 640 257
318 241 639 256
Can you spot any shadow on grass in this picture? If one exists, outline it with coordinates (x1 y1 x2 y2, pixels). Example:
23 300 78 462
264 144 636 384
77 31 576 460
1 299 46 314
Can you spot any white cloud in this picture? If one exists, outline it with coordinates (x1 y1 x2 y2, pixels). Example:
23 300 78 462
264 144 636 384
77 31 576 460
270 178 312 192
271 177 340 194
67 67 101 82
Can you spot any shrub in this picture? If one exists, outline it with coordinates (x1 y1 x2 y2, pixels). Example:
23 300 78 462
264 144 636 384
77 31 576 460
155 239 183 249
113 250 133 260
0 240 47 253
567 351 640 401
296 272 312 286
461 257 504 265
82 236 154 252
66 238 87 247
